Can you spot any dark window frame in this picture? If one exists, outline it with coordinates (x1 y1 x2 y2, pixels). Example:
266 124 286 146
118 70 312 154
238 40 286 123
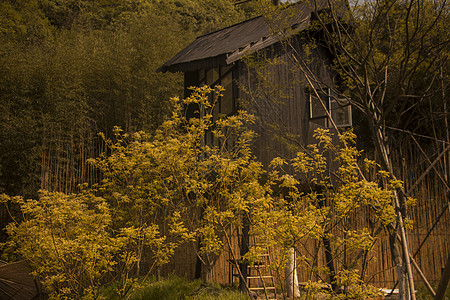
198 64 237 149
308 87 352 128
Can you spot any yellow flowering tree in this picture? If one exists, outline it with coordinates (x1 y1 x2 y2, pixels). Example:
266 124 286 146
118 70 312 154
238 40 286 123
88 85 270 283
1 191 120 299
251 129 401 299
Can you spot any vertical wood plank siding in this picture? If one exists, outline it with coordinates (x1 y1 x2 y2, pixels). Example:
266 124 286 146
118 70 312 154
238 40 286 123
157 16 448 288
236 37 334 168
163 45 449 288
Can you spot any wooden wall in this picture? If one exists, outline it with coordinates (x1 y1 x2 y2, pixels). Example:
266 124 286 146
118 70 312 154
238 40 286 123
230 33 449 288
235 36 335 169
162 146 448 288
202 160 447 288
165 40 449 289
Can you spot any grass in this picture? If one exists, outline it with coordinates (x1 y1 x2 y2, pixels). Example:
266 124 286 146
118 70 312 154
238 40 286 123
101 276 249 300
101 277 450 300
415 283 450 300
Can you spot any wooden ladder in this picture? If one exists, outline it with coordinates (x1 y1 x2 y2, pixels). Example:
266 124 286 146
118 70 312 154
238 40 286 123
246 246 278 300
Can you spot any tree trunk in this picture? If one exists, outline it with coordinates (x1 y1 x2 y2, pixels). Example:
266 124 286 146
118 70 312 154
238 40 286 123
239 216 250 293
195 238 202 279
435 253 450 300
285 247 300 298
369 117 416 300
201 261 212 283
323 235 338 293
389 231 408 300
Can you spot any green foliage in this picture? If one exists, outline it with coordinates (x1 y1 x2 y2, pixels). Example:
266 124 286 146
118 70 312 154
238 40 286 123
0 0 52 43
0 0 259 197
0 10 185 196
37 0 257 32
39 0 154 29
127 276 199 300
415 283 450 300
328 0 449 141
155 0 243 33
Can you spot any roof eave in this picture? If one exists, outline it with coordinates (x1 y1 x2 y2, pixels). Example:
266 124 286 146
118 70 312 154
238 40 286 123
158 54 229 73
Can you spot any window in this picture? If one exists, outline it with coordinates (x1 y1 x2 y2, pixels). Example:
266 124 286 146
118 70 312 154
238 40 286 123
198 65 236 148
220 66 234 115
330 99 352 127
308 88 352 128
199 65 236 119
309 89 329 127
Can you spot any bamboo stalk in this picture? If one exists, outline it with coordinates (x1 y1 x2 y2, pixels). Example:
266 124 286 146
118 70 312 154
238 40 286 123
408 140 450 194
396 234 436 297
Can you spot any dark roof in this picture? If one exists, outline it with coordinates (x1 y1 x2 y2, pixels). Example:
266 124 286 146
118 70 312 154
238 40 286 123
159 0 344 73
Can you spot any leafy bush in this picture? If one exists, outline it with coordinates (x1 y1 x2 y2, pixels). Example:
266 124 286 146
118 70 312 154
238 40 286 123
1 86 264 298
1 191 119 299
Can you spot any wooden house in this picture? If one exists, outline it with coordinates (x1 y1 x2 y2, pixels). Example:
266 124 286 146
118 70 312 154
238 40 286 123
158 3 355 292
159 0 352 283
159 0 351 168
158 0 358 293
158 1 450 293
